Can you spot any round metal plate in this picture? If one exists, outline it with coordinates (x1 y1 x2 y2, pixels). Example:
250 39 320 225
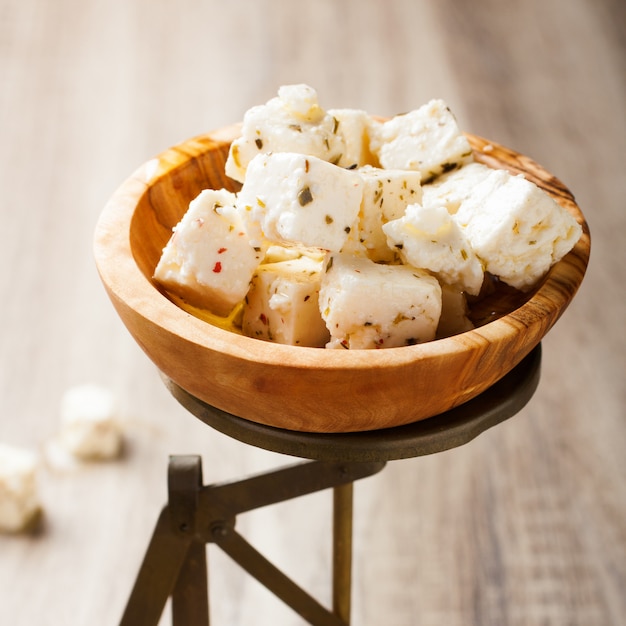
163 345 541 463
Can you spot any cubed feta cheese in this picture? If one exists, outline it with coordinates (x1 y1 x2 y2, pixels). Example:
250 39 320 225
357 165 423 262
319 253 441 349
370 99 473 182
242 256 330 347
454 170 583 290
327 108 378 169
225 84 345 183
154 189 265 317
421 162 494 214
436 284 475 339
237 152 364 252
59 384 122 460
383 203 484 295
0 444 40 533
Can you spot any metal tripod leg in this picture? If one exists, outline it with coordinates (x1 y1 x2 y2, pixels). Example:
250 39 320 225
333 482 353 624
119 455 385 626
120 456 208 626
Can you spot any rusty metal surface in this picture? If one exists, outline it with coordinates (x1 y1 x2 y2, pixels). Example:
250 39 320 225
120 457 384 626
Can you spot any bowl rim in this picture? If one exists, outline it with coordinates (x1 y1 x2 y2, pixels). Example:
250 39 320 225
94 124 591 372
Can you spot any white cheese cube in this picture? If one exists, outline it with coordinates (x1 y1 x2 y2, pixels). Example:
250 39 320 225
437 284 475 339
421 162 494 214
59 384 122 460
154 189 265 317
319 253 441 349
225 84 345 183
327 108 378 169
0 444 40 533
242 257 330 347
339 214 369 257
383 203 484 296
454 170 583 290
370 99 473 182
357 166 423 263
237 152 364 252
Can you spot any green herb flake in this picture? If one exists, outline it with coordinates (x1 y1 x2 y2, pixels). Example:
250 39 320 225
393 313 409 325
441 162 457 174
298 186 313 206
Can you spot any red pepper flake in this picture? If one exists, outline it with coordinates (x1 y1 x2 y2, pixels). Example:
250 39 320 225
212 262 222 273
217 247 227 254
259 313 268 325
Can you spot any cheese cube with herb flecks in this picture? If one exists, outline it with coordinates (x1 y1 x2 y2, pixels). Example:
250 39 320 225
242 256 330 347
454 169 583 291
319 253 441 349
383 203 484 295
357 165 423 263
237 152 364 252
421 162 494 214
327 108 379 169
370 99 473 183
154 189 265 317
225 84 345 183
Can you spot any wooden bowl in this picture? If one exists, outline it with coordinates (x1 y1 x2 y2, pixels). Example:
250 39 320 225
93 125 590 433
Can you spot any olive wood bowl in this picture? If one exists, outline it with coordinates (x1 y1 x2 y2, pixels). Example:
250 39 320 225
94 125 590 433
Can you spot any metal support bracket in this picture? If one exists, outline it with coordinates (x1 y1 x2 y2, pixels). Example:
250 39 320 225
120 455 385 626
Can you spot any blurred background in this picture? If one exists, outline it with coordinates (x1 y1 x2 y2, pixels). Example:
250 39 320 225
1 1 624 624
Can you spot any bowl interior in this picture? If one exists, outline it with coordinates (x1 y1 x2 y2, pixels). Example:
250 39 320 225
130 133 561 333
94 126 590 432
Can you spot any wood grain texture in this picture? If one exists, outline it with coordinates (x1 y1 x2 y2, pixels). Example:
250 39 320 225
0 0 624 624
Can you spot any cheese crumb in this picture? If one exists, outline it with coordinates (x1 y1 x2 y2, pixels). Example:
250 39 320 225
59 384 122 460
0 444 41 533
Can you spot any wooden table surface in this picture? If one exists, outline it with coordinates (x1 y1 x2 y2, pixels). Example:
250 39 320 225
1 1 624 624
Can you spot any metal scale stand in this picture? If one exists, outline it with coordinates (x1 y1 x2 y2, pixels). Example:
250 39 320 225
119 346 541 626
